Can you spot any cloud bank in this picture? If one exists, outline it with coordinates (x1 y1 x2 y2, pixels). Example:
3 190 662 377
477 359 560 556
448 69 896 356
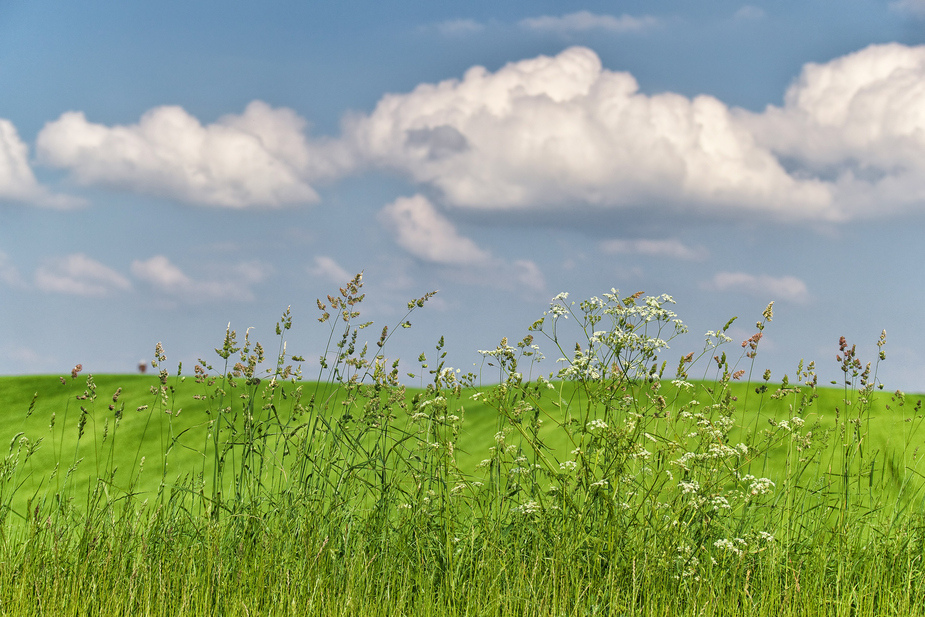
343 46 834 219
19 42 925 223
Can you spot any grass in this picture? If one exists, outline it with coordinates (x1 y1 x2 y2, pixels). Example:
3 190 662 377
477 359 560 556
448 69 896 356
2 274 925 616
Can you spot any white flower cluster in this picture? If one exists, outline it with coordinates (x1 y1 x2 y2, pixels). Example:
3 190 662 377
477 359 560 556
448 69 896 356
673 441 748 470
739 474 776 497
713 537 747 556
542 290 689 383
775 416 806 432
704 330 734 348
713 531 774 558
678 480 700 495
512 500 541 516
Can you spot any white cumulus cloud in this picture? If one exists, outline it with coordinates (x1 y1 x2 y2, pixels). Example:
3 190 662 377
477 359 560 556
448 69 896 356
36 101 323 208
35 253 131 297
0 119 82 208
344 47 834 220
706 272 809 303
739 43 925 218
519 11 659 33
379 194 492 266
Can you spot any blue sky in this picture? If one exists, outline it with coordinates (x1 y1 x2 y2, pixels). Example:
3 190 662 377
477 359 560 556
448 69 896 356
2 0 925 391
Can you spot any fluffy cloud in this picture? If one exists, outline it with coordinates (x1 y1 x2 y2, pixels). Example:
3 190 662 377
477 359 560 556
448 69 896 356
378 194 492 266
739 43 925 218
519 11 658 33
600 238 708 261
344 47 834 220
131 255 267 301
0 119 81 208
35 253 131 297
36 101 323 208
378 194 546 292
706 272 809 303
25 43 925 222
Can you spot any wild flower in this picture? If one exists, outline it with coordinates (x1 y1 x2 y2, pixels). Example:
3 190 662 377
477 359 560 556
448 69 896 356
679 480 700 495
744 476 775 497
705 329 734 347
512 501 541 516
713 538 746 556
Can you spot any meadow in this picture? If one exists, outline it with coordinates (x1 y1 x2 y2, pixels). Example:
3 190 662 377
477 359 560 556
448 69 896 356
2 273 925 616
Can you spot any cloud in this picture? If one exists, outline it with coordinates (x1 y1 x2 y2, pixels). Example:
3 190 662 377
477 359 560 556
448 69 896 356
705 272 809 303
511 259 546 292
377 194 546 293
35 253 131 297
36 101 323 208
889 0 925 17
308 256 354 285
738 43 925 218
378 194 492 266
344 47 835 220
433 18 485 36
0 119 82 208
519 11 659 34
131 255 267 301
600 238 708 261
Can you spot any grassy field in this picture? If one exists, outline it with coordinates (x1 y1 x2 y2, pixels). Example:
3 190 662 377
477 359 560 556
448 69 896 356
2 279 925 616
2 373 924 518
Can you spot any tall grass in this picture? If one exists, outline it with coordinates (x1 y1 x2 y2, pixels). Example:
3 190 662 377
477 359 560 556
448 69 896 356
2 273 925 616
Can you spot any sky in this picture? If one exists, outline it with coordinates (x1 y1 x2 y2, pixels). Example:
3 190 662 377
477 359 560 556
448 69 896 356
2 0 925 392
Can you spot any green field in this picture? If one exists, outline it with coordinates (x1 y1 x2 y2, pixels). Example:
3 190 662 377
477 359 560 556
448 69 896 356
2 285 925 616
3 372 925 518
